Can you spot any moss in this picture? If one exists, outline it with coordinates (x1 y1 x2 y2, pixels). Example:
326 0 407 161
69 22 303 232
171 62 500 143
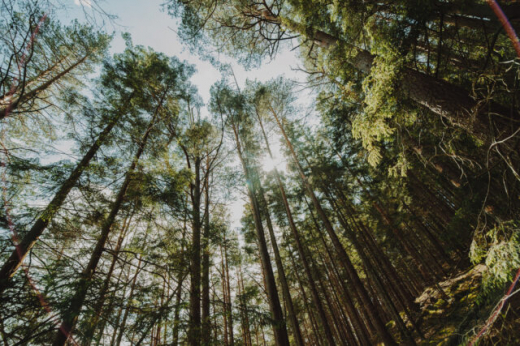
439 327 456 335
466 292 478 302
434 299 447 307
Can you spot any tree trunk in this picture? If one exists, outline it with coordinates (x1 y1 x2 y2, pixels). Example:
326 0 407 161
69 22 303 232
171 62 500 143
256 109 335 345
221 244 229 346
257 185 304 346
230 122 290 346
115 256 143 346
223 235 235 346
135 285 178 346
52 111 157 346
287 249 324 346
269 104 397 346
264 13 516 143
328 192 417 345
94 258 128 346
304 196 373 345
0 99 131 295
238 262 252 346
201 163 211 346
107 265 132 346
172 270 186 346
188 156 202 346
83 211 133 344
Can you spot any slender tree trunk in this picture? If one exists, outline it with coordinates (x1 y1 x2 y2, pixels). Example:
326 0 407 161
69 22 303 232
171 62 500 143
83 211 133 344
172 271 186 346
173 211 189 346
107 267 130 346
287 249 323 346
333 192 424 339
238 263 252 346
0 99 131 294
52 110 157 346
237 269 247 345
135 286 178 346
269 105 397 346
188 157 202 346
304 196 373 345
322 188 417 344
115 256 143 346
156 279 166 345
314 269 348 346
230 122 290 346
201 164 211 346
212 288 218 343
321 257 358 346
256 109 335 345
164 281 169 345
221 245 229 346
95 259 128 346
223 235 235 346
257 185 304 346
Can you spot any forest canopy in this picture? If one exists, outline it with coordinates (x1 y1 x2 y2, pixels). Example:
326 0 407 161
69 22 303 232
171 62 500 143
1 0 519 345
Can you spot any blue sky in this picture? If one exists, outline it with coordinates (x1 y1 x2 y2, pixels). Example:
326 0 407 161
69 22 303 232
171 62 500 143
63 0 306 110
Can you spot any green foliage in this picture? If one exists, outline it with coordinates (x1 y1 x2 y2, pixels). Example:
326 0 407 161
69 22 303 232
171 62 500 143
1 1 111 115
352 45 404 166
470 221 520 290
3 0 520 344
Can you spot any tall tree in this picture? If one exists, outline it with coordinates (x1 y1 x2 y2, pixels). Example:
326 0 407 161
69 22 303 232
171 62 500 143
50 44 195 345
211 81 290 346
0 1 110 120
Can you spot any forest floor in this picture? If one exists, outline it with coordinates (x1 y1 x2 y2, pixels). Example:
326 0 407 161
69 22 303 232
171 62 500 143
414 264 520 345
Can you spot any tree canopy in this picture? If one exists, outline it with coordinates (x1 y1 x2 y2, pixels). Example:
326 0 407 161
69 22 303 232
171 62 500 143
1 0 519 345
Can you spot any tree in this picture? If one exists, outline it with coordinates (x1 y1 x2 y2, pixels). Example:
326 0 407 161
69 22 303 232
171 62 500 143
50 44 195 345
0 1 110 120
210 81 290 346
167 0 518 157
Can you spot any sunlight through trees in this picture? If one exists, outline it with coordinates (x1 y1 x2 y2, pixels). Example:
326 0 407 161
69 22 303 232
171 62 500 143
1 0 520 345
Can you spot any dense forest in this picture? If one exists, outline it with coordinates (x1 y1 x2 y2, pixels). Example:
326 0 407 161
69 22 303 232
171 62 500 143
1 0 519 345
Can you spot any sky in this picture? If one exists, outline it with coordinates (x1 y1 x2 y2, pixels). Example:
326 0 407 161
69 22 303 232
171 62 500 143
62 0 306 110
57 0 310 228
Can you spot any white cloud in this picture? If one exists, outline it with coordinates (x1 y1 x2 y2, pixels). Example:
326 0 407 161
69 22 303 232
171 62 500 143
74 0 92 7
